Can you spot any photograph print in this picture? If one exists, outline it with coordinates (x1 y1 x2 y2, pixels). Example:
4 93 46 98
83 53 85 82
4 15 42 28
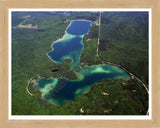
10 9 150 118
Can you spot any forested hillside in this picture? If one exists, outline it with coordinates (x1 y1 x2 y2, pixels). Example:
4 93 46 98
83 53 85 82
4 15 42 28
99 12 148 85
11 11 148 115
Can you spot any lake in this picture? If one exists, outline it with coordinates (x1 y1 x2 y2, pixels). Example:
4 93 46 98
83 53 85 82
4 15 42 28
48 20 92 68
35 20 130 106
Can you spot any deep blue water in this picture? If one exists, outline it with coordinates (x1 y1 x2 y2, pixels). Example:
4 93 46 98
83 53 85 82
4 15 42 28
48 20 92 68
35 20 131 106
48 36 83 67
66 20 92 35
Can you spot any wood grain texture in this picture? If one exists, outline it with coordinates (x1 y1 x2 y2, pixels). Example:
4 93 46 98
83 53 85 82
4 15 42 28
0 0 160 127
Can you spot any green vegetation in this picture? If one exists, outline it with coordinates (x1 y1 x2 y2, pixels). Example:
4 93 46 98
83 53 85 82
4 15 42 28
80 24 102 65
70 11 99 21
12 11 148 115
99 12 148 85
22 78 148 115
12 12 28 26
12 12 72 114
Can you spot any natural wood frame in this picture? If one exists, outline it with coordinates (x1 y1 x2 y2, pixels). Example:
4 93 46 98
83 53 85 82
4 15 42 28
0 0 160 127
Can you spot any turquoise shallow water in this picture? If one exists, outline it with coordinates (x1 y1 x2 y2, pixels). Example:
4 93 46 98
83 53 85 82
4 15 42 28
35 20 130 106
35 64 130 106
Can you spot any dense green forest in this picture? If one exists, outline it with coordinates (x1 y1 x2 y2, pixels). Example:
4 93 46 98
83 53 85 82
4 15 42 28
12 11 149 115
99 12 149 85
26 78 148 115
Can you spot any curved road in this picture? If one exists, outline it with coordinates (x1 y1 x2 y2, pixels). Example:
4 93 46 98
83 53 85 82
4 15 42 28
96 12 149 115
27 12 149 115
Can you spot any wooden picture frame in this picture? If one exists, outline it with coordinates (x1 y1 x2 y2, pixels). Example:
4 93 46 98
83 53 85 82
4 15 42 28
0 0 160 127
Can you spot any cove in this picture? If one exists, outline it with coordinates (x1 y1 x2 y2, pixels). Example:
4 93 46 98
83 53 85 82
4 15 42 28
48 20 92 68
35 64 130 106
35 20 130 106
